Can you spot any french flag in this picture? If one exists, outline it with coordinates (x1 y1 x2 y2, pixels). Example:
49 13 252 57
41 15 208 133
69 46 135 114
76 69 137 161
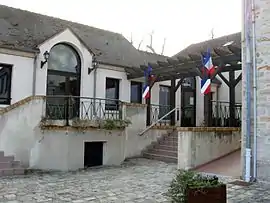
202 49 215 76
142 65 152 99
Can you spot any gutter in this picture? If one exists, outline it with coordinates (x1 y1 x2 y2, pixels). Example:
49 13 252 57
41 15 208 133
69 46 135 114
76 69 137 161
244 0 252 182
32 53 38 95
251 0 257 181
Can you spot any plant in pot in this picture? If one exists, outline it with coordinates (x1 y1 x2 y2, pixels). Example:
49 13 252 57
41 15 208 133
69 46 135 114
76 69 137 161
167 170 226 203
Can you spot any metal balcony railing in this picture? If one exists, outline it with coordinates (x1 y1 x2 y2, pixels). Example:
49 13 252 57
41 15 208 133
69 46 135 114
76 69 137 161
45 96 123 125
211 101 242 127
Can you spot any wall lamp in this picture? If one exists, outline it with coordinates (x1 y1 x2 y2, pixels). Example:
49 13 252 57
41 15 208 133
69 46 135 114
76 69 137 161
88 57 98 74
40 51 50 69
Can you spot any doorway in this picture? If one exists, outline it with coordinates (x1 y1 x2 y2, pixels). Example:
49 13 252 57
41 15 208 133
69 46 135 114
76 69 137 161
46 44 81 120
84 142 103 168
181 77 196 127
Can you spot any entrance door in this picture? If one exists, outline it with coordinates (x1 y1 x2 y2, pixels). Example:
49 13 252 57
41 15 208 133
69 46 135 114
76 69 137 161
84 142 103 167
181 77 196 127
159 85 170 120
46 44 81 120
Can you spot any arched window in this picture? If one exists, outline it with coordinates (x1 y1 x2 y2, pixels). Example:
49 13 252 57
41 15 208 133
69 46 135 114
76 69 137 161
46 44 81 97
46 44 81 120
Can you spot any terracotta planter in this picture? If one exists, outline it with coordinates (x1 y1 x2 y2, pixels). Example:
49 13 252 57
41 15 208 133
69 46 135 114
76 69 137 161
186 184 226 203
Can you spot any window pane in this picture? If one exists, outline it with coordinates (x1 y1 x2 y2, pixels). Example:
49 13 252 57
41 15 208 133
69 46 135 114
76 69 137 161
48 44 80 73
105 78 119 110
0 64 12 105
131 81 142 103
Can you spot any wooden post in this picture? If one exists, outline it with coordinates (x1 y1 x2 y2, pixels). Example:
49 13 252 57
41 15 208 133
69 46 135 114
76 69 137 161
229 70 236 127
170 78 176 126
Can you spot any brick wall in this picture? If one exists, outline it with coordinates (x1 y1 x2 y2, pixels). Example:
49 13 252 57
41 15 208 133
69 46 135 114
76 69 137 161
242 0 270 181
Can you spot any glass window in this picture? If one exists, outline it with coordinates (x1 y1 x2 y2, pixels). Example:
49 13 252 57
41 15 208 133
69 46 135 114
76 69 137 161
48 44 80 73
159 85 170 119
105 78 119 110
130 81 142 103
0 64 12 105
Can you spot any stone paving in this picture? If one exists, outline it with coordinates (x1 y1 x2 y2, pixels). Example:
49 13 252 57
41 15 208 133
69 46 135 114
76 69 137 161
0 158 268 202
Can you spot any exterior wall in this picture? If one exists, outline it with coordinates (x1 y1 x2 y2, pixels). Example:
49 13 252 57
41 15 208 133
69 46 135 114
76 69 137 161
36 29 93 98
124 103 173 158
0 97 45 166
30 130 126 171
0 52 34 107
0 97 173 170
177 128 241 170
96 65 130 102
242 0 270 181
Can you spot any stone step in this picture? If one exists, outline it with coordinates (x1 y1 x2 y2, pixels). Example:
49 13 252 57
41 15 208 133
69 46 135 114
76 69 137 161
0 156 14 162
12 161 21 168
147 149 177 157
0 168 25 176
163 136 178 142
143 152 177 163
0 162 11 169
0 151 4 158
159 140 178 146
154 145 178 151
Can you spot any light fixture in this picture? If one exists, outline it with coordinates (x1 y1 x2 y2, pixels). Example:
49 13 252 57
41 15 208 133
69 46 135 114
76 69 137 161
40 51 50 69
88 57 98 75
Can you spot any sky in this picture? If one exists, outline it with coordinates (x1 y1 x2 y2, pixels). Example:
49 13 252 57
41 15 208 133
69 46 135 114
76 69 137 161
0 0 241 56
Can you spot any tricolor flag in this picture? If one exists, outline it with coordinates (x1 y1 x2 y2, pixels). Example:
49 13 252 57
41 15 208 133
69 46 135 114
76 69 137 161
142 64 152 99
202 49 215 76
201 49 214 95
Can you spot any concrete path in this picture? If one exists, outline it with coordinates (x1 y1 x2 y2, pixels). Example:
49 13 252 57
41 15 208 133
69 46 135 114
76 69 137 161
0 158 268 202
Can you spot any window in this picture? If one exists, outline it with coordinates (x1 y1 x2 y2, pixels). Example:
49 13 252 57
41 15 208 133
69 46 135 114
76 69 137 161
159 85 170 119
105 78 119 110
0 64 12 105
130 81 142 103
46 44 81 119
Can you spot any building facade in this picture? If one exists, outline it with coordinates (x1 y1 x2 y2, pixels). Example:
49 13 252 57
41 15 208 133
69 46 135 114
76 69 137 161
0 4 241 171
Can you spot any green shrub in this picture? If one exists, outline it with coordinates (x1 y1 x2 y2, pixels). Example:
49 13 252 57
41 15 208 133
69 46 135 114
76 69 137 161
167 170 223 203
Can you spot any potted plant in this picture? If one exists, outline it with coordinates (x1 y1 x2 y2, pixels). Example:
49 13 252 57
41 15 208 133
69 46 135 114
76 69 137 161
167 170 226 203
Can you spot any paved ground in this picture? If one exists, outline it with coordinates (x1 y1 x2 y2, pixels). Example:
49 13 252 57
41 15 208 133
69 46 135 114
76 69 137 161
0 158 268 203
195 150 241 178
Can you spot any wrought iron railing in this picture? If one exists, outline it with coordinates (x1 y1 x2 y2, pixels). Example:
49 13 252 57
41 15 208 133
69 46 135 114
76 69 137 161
45 96 122 125
150 104 171 125
211 101 241 127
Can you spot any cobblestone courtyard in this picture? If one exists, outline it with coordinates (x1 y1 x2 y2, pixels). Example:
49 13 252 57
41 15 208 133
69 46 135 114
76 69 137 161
0 158 268 203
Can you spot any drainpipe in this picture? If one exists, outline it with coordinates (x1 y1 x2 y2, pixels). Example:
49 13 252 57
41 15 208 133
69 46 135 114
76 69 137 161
32 53 38 96
251 0 257 181
244 0 252 182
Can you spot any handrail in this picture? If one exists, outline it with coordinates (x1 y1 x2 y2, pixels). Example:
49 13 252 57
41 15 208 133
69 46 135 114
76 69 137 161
138 107 179 136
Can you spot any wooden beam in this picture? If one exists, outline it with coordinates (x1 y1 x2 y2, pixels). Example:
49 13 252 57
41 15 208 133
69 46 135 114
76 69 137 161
234 73 242 87
217 72 230 87
229 70 236 126
170 79 176 126
174 78 184 92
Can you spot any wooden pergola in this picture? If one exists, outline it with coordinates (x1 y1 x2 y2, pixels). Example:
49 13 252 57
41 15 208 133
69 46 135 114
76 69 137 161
126 32 242 127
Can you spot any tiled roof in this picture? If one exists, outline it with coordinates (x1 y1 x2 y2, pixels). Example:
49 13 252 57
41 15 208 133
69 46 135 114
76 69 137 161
0 4 145 68
174 32 241 58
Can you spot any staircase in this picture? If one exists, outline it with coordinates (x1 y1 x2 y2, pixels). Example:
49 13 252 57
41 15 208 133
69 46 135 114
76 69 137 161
0 151 25 176
142 132 178 163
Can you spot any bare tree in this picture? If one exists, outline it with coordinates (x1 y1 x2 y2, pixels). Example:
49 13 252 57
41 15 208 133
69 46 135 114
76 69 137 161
161 38 166 55
146 30 156 54
138 38 144 50
210 28 214 39
130 32 133 45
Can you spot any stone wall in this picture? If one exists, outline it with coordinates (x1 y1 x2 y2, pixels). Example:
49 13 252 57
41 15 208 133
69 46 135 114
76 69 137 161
177 127 241 170
242 0 270 181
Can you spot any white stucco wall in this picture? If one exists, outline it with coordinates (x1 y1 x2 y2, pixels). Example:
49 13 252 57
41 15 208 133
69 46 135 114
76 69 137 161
0 98 45 166
0 52 34 107
36 28 93 98
30 130 126 171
